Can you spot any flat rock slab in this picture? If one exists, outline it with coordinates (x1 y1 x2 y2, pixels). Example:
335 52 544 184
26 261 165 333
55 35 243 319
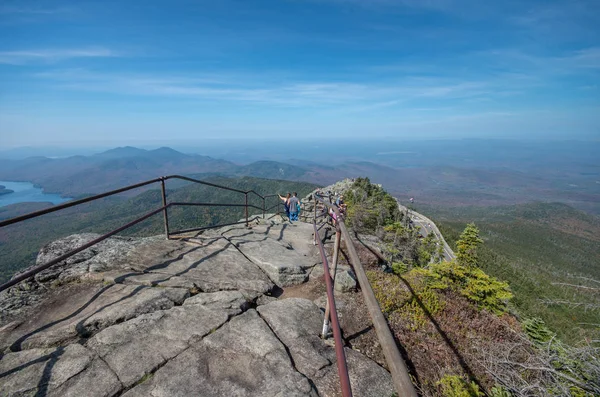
125 237 274 294
0 283 188 352
0 344 121 397
258 298 395 397
219 222 319 261
230 237 316 287
123 309 318 397
32 233 159 284
86 304 230 388
97 271 198 291
183 290 255 315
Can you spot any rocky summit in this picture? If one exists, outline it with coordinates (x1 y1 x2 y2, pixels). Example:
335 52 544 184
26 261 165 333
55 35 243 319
0 215 393 396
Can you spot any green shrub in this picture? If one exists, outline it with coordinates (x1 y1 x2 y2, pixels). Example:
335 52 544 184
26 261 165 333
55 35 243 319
438 375 483 397
411 261 512 314
368 268 445 330
345 177 401 232
367 270 409 314
391 262 408 275
522 317 556 346
398 286 445 331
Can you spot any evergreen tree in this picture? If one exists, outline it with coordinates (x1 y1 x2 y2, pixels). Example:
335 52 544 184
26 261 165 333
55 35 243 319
456 223 483 268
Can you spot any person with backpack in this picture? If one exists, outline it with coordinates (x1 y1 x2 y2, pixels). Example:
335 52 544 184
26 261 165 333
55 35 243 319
288 192 300 222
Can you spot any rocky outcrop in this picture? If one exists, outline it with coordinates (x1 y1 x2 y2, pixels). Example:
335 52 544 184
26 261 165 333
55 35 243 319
0 216 394 396
257 298 394 397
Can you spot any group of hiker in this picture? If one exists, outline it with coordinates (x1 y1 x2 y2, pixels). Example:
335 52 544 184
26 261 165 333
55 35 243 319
278 192 301 221
278 190 347 225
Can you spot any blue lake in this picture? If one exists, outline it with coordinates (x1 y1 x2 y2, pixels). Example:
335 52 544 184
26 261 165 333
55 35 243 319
0 181 71 208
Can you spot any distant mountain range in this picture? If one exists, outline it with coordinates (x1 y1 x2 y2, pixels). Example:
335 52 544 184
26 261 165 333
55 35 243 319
1 144 598 215
0 147 316 197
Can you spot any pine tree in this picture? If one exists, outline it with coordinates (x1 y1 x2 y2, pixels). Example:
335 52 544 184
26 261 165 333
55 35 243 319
456 223 483 268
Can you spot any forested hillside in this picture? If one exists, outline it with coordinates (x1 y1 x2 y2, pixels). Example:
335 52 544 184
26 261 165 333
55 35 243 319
341 179 598 396
418 202 600 344
0 176 317 284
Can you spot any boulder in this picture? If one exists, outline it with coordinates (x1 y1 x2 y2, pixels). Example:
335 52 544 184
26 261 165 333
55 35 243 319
32 233 154 284
335 270 357 293
231 237 315 286
310 265 357 293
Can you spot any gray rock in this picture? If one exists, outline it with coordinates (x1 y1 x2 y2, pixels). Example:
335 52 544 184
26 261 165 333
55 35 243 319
99 271 198 291
335 270 357 293
32 233 153 284
257 298 332 378
232 237 314 286
256 294 278 306
1 212 392 397
126 237 274 294
0 344 121 397
183 290 251 315
87 304 229 388
310 265 357 293
344 348 396 397
253 222 320 261
257 298 395 397
0 283 186 351
49 356 122 397
123 309 318 397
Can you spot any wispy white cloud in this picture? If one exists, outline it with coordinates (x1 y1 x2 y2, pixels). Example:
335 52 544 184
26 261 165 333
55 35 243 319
32 68 512 110
480 47 600 74
0 48 120 65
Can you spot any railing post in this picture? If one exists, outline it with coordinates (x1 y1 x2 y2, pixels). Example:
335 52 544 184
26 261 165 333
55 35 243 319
245 192 249 227
160 177 170 239
322 228 341 338
313 222 353 397
262 197 266 219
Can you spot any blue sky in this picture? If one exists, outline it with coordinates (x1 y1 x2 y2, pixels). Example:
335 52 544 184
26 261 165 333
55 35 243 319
0 0 599 147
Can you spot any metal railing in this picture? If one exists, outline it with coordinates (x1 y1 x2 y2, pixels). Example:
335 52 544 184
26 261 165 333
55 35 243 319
312 193 418 397
311 206 352 397
0 175 283 293
0 177 415 396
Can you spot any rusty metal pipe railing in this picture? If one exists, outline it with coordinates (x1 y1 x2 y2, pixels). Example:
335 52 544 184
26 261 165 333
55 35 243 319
0 177 163 228
245 193 249 226
160 179 170 239
314 194 418 397
313 222 353 397
0 205 168 292
0 175 285 293
0 175 271 229
322 228 342 337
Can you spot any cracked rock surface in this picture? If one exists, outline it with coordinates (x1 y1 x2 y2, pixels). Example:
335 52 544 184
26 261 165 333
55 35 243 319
0 218 394 396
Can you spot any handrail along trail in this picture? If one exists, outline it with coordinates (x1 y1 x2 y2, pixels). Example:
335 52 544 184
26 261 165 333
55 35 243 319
0 175 282 292
313 194 418 397
0 176 416 396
